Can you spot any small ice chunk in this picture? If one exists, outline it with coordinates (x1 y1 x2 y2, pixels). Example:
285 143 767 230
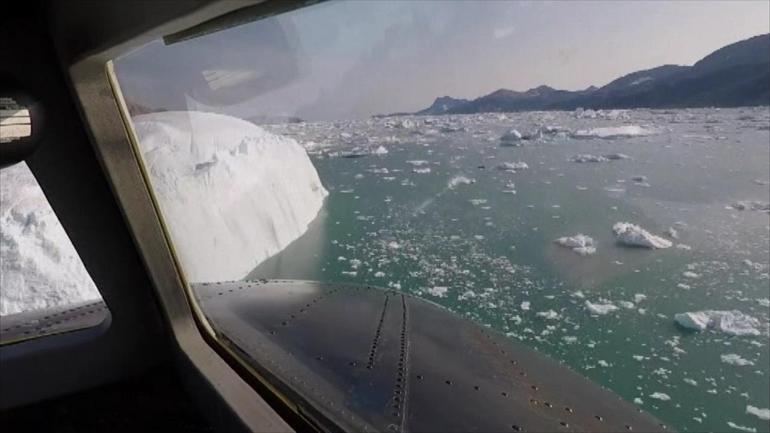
612 222 673 249
746 405 770 421
554 234 596 256
497 161 529 172
374 271 385 278
585 301 619 315
674 310 761 336
634 294 647 303
649 392 671 401
730 201 770 212
682 271 700 279
720 353 755 366
448 175 475 189
666 227 679 239
727 422 757 433
372 145 389 155
619 301 635 309
426 286 449 298
520 301 531 311
570 154 608 163
683 378 698 386
536 310 560 320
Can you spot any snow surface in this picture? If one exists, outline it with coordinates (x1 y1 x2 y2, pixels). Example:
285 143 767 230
132 111 327 283
674 310 761 336
0 163 100 315
612 222 673 249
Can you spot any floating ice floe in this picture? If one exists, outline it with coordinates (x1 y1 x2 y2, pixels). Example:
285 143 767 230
570 153 630 163
520 301 531 311
536 310 560 320
585 301 619 315
574 108 630 121
746 405 770 421
448 175 475 189
649 392 671 401
612 222 673 249
674 310 761 336
413 167 431 174
730 201 770 212
554 234 596 256
496 162 529 172
720 353 755 366
572 125 658 139
727 421 758 433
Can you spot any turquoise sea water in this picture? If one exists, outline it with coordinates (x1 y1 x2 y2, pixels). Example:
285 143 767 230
249 108 770 432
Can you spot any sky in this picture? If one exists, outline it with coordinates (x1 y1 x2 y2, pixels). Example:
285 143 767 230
115 0 770 121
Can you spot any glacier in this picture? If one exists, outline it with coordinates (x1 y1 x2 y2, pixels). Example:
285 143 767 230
0 163 101 315
132 111 328 283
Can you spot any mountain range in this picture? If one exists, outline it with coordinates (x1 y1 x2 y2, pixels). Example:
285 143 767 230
413 33 769 115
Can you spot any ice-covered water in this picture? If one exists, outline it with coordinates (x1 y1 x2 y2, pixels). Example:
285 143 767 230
252 107 770 432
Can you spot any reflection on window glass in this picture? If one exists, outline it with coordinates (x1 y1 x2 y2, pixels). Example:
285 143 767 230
0 163 105 343
113 1 770 431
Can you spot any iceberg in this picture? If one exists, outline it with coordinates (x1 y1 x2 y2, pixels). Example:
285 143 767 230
612 222 673 249
0 163 101 315
554 234 596 256
133 111 328 283
499 129 523 146
674 310 761 336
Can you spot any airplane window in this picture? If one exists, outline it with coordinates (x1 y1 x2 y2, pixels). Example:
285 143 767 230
0 98 31 143
111 1 770 432
0 162 106 344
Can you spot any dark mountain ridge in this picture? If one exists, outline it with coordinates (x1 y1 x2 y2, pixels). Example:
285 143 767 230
410 33 769 115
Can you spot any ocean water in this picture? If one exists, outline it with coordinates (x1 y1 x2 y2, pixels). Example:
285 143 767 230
252 107 770 432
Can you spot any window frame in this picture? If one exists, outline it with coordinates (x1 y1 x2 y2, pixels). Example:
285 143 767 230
60 1 308 431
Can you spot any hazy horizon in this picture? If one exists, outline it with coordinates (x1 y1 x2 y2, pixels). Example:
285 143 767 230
116 1 770 121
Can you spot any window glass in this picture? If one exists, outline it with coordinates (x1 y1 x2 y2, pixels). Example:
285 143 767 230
112 2 770 432
0 162 104 342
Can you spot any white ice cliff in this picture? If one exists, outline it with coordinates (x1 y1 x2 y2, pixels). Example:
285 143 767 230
132 111 328 283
